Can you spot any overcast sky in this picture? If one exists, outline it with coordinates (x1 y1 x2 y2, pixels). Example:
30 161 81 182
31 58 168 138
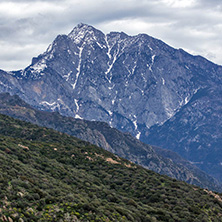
0 0 222 71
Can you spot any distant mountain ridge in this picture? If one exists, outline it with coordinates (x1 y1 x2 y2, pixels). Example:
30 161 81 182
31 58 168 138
0 92 220 192
0 23 222 181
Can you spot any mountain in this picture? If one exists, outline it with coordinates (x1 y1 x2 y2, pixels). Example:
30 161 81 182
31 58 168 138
144 87 222 181
0 23 222 181
1 113 222 221
0 92 220 192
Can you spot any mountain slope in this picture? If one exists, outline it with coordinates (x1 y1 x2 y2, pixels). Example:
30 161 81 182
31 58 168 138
0 92 220 192
1 113 222 221
0 23 222 181
145 87 222 181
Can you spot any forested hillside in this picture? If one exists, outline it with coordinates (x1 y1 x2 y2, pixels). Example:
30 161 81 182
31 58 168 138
0 114 222 221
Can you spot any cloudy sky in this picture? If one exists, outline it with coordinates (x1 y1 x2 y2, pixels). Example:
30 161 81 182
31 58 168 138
0 0 222 71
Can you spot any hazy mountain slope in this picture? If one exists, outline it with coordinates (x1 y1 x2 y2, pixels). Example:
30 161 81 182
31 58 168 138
145 87 222 181
0 23 222 181
0 92 220 192
1 113 222 221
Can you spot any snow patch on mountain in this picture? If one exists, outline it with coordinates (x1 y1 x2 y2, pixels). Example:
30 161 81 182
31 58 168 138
162 77 165 85
147 55 155 72
136 131 141 140
63 71 72 81
31 61 47 74
74 99 80 113
72 46 84 89
40 101 60 111
105 36 112 59
107 110 113 116
105 43 120 83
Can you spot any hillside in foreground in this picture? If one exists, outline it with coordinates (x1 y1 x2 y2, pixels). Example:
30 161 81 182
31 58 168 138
0 114 222 221
0 92 220 192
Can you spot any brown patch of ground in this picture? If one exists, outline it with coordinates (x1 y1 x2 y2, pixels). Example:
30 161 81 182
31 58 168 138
204 189 222 202
18 144 29 150
86 156 93 161
105 158 120 164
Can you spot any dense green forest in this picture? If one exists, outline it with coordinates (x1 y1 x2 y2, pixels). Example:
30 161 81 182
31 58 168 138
0 113 222 221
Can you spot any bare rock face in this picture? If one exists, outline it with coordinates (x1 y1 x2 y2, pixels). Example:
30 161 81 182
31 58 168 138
0 23 222 181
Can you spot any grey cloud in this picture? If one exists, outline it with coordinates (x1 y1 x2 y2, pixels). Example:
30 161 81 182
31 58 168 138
0 0 222 70
0 0 61 2
197 0 222 7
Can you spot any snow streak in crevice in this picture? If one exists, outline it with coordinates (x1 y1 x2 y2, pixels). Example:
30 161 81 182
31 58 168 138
72 45 84 89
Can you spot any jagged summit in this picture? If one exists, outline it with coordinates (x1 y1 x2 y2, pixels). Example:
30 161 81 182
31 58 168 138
68 23 105 45
70 23 95 32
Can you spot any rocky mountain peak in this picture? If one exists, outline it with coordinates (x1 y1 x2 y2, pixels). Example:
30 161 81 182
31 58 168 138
68 23 105 45
1 24 222 181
